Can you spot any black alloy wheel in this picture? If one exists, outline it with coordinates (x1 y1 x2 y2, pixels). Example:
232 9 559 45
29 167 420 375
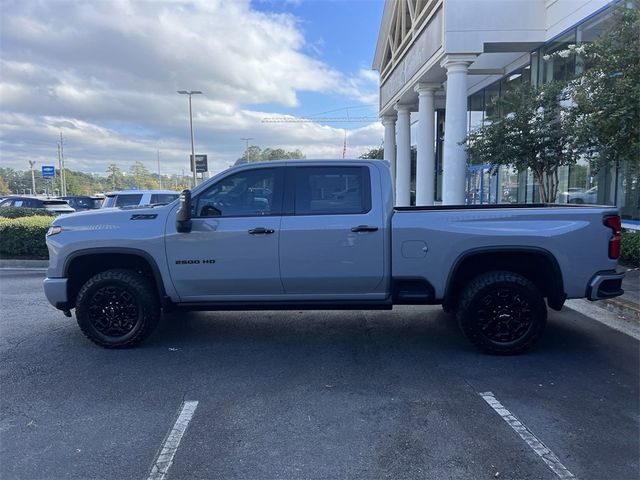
87 285 140 338
75 269 160 348
476 287 535 343
456 271 547 355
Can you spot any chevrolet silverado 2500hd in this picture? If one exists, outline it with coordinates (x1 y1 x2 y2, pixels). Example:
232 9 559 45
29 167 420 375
43 160 624 354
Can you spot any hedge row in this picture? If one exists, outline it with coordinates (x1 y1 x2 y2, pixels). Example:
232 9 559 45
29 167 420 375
0 207 58 219
0 216 53 259
621 230 640 267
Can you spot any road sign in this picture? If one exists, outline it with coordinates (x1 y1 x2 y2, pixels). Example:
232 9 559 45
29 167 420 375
42 166 55 178
191 154 208 173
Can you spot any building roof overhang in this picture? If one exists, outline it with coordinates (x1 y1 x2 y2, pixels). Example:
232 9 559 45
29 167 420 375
372 0 396 71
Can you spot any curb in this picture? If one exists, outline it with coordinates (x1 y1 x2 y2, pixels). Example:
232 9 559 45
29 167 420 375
0 259 49 269
602 297 640 321
565 299 640 341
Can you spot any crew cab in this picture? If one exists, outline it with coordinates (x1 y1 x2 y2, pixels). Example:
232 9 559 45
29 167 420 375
43 160 624 354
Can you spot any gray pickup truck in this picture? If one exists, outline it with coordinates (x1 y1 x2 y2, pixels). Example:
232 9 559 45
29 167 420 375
43 160 624 354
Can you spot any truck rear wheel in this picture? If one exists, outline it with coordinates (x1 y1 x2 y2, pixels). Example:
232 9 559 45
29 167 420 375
456 271 546 355
75 269 160 348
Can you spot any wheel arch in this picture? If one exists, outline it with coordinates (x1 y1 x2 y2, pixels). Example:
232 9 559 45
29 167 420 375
444 247 566 311
64 248 168 309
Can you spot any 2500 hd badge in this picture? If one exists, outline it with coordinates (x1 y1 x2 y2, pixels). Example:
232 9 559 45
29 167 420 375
175 259 216 265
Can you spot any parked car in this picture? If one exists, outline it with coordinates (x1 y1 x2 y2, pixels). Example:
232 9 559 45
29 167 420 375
101 190 179 208
44 160 623 354
560 186 599 204
59 195 104 211
0 196 75 214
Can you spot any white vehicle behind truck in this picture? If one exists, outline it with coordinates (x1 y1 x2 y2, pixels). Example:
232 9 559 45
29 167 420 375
44 160 624 354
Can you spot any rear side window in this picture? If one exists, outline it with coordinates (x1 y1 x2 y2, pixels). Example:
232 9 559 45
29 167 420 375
150 193 179 205
293 167 371 215
114 194 143 207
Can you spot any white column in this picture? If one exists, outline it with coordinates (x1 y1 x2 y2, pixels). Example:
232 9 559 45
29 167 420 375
414 83 439 206
441 54 476 205
381 115 397 189
394 104 412 207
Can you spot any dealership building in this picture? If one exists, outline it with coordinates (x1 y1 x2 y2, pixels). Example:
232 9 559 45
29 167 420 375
373 0 638 222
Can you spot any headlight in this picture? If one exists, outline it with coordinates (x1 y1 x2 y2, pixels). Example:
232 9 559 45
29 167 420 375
46 226 62 237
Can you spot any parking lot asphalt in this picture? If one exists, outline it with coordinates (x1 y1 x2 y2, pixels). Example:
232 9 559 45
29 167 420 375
1 269 638 480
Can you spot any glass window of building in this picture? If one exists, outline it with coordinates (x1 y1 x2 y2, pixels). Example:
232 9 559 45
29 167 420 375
500 70 524 116
468 90 484 132
542 30 576 82
484 80 501 121
576 11 614 73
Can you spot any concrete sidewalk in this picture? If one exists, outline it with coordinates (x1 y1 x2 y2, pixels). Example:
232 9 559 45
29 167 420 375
602 266 640 320
0 259 49 269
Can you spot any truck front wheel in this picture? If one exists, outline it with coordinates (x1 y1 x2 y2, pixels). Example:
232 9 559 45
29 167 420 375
75 269 160 348
456 271 547 355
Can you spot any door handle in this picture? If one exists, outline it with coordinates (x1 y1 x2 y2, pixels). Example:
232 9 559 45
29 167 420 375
248 227 275 235
351 225 379 233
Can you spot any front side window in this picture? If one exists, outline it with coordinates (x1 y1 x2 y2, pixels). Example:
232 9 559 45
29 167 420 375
294 167 370 215
195 168 279 217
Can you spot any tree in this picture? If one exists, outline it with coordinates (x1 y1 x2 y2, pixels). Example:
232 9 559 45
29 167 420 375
241 146 306 162
464 81 581 202
129 161 158 189
0 176 10 195
567 1 640 172
106 164 125 190
359 147 384 159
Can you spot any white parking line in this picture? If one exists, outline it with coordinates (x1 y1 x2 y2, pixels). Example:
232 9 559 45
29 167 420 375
479 392 575 479
147 400 199 480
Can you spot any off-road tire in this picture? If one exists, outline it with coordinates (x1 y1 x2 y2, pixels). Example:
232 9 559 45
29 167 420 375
75 269 160 348
456 271 547 355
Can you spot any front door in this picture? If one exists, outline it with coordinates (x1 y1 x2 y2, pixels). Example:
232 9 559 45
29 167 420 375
166 166 284 302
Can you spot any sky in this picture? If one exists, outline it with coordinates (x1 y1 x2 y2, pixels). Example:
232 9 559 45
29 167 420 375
0 0 385 177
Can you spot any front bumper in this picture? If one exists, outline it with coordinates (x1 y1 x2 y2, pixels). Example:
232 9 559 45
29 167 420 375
586 271 625 301
43 277 69 310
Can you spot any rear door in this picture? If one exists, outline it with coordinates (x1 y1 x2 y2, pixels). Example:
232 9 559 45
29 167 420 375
279 165 385 297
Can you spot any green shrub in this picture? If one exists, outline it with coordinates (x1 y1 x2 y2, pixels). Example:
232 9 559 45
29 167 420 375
0 216 53 258
620 230 640 267
0 207 57 219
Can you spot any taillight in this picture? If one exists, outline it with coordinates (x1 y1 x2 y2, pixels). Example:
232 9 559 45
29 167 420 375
603 215 621 259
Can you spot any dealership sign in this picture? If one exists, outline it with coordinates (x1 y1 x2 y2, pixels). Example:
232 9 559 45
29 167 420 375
190 154 208 173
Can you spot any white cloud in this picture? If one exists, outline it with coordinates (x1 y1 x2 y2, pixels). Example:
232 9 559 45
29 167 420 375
0 0 381 176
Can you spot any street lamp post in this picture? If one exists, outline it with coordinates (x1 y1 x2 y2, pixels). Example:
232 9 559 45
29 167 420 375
177 90 203 187
28 160 36 195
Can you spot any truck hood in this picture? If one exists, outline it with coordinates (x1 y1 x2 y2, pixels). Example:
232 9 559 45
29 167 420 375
51 204 170 227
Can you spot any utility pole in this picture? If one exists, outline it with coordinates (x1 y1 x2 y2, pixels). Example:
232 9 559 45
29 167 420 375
28 160 36 195
157 149 162 189
240 137 254 160
59 132 67 196
57 142 62 195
